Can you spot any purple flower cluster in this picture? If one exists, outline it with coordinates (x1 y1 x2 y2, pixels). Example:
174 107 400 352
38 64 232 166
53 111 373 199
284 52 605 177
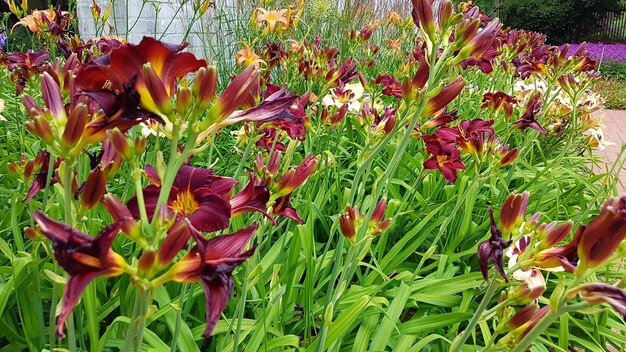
0 33 6 52
563 42 626 64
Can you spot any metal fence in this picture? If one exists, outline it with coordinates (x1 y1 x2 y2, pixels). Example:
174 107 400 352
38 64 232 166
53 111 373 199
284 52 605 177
582 11 626 43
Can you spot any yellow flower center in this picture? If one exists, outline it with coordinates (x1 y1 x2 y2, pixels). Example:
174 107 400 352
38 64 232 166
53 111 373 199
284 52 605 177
169 191 199 216
436 155 447 167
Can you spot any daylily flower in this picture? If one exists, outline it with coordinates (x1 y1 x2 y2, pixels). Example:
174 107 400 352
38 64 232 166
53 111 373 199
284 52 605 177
423 136 465 182
577 197 626 273
572 283 626 318
421 109 459 130
230 172 273 223
235 45 266 69
31 211 127 337
322 82 365 112
499 305 550 346
481 91 517 118
375 75 403 99
339 198 392 244
2 49 50 94
24 72 146 155
533 224 582 272
499 192 529 239
256 8 289 35
12 8 71 35
423 78 466 117
159 223 257 337
513 93 546 135
76 36 206 126
510 269 546 304
477 208 512 281
326 58 358 87
8 149 61 201
127 164 237 233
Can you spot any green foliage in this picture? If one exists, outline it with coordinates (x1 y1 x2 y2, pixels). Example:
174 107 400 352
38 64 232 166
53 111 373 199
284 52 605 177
596 78 626 108
500 0 622 44
0 1 625 352
599 61 626 80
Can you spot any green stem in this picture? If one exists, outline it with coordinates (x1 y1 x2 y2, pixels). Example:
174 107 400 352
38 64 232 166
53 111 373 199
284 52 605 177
169 283 189 352
450 280 499 352
62 160 77 352
124 287 152 352
124 289 142 352
133 172 150 226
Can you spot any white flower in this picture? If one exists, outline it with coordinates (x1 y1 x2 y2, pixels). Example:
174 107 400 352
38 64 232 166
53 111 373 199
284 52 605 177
0 98 6 122
322 83 365 112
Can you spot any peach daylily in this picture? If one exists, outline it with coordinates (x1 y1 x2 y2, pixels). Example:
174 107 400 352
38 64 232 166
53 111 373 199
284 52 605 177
235 45 266 69
256 8 289 34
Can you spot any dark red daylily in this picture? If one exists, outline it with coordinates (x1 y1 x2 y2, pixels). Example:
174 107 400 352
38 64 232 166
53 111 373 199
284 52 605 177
533 224 583 272
2 49 50 94
127 165 237 233
31 211 126 337
230 172 274 224
271 155 318 197
24 71 147 154
423 78 466 117
326 58 358 88
454 119 495 156
421 109 459 130
477 208 512 281
481 91 517 118
375 75 403 99
577 197 626 272
76 36 206 122
423 136 465 183
513 93 546 135
461 46 501 74
507 305 550 340
8 149 62 201
499 192 529 239
161 223 257 338
574 283 626 318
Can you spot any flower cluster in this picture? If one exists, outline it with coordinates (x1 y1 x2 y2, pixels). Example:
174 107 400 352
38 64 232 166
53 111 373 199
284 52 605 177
17 36 314 342
477 192 626 348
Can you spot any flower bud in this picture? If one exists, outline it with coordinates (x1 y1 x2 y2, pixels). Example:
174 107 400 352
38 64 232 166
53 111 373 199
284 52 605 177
577 197 626 274
193 66 218 110
142 63 173 116
61 104 87 149
81 168 106 210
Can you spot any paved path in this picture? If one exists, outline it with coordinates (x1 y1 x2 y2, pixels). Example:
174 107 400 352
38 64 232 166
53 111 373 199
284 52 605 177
598 110 626 194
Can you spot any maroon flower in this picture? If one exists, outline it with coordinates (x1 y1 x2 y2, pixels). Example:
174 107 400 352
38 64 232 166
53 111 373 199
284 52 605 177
127 165 237 233
481 91 517 118
423 136 465 182
76 36 206 120
375 75 403 99
230 172 274 224
477 208 512 281
164 223 257 338
31 211 126 337
578 197 626 271
575 283 626 317
2 49 50 94
513 93 546 135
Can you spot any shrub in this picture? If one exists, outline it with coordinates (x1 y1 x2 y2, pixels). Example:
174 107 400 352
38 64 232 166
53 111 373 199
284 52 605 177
500 0 622 44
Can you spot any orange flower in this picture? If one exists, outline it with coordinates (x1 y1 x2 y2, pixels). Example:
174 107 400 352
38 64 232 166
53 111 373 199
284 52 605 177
385 38 405 55
235 45 266 69
12 9 72 35
256 8 289 34
386 11 402 25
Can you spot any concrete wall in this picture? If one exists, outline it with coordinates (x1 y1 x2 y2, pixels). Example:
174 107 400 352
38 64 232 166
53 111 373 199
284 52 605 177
76 0 227 54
